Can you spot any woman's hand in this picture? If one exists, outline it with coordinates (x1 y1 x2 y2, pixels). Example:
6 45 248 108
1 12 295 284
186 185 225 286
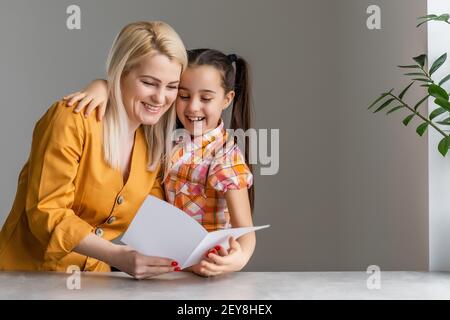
185 237 249 278
63 79 108 121
110 244 180 280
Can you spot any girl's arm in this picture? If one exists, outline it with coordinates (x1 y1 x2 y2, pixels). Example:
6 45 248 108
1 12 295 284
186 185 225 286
224 188 256 265
190 188 256 277
63 79 108 121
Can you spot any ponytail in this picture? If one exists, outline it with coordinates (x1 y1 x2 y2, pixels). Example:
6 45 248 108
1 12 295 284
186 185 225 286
229 55 255 212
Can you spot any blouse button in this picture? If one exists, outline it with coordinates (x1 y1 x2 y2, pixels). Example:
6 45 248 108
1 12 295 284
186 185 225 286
95 228 104 237
117 195 124 205
107 216 117 225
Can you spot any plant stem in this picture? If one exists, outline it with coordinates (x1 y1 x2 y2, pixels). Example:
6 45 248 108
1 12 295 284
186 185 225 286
388 93 448 138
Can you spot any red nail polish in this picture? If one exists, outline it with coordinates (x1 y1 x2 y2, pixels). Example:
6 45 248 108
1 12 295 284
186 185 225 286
174 267 181 272
171 261 178 267
215 246 221 251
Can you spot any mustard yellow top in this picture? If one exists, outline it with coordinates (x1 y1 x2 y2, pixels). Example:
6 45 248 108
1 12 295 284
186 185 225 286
0 100 164 272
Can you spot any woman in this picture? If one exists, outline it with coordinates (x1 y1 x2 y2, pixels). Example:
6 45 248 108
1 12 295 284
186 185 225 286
0 21 187 279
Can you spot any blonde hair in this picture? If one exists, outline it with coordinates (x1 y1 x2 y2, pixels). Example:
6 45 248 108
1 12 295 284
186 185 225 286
104 21 187 174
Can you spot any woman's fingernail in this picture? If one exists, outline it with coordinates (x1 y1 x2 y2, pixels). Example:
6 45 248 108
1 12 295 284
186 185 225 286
215 246 221 251
171 261 178 267
174 267 181 272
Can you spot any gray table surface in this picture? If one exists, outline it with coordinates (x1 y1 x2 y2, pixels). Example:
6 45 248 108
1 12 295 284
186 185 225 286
1 271 450 300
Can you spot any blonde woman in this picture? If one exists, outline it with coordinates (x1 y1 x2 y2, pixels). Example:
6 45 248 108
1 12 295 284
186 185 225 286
0 21 187 279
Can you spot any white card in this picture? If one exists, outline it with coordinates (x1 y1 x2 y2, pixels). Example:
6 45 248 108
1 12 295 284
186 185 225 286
121 195 270 269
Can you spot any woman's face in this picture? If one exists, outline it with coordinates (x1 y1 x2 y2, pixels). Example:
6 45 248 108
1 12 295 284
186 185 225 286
176 65 234 135
121 53 182 128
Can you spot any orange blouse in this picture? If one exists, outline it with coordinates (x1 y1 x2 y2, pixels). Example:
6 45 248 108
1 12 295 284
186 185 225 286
0 100 164 272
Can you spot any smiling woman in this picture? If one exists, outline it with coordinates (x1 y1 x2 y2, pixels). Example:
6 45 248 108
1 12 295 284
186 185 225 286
0 21 187 279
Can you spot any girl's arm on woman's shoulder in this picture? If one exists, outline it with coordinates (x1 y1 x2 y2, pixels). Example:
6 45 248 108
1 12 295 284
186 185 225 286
63 79 108 121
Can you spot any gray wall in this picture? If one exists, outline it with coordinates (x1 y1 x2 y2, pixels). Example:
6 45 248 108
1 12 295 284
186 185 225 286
0 0 428 271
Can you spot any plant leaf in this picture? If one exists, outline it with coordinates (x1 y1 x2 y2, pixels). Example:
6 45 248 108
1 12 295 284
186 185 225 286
416 122 429 136
414 95 430 111
437 117 450 125
374 98 395 113
413 54 427 68
429 53 447 75
412 78 433 82
386 105 404 115
428 84 449 100
404 72 425 76
417 20 430 27
434 98 450 111
399 82 414 99
439 74 450 86
402 114 415 126
438 136 450 156
418 14 438 19
429 107 447 120
417 14 450 27
398 64 421 69
437 14 450 22
368 90 393 110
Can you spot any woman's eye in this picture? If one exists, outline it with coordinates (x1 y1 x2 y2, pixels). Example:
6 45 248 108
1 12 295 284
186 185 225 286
167 86 178 90
201 98 212 102
179 96 189 100
142 81 156 86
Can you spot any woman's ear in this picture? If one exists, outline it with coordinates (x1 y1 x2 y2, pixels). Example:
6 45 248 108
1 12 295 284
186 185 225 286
222 90 235 110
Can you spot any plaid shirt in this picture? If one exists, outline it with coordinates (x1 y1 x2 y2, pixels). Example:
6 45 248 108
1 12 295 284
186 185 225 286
164 120 253 232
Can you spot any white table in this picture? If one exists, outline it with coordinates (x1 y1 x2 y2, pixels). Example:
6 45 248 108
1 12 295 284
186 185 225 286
1 271 449 300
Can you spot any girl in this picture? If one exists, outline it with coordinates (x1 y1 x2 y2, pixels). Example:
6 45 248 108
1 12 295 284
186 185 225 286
65 49 255 278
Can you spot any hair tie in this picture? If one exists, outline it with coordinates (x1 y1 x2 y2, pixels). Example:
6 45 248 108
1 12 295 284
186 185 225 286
228 53 238 63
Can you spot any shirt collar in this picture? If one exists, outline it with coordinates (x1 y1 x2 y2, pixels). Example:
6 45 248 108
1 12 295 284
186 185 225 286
176 119 225 152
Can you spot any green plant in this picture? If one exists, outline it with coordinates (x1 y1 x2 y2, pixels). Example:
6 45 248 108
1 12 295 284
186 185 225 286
368 15 450 156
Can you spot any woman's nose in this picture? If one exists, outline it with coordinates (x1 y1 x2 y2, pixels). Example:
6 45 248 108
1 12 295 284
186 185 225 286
151 88 165 105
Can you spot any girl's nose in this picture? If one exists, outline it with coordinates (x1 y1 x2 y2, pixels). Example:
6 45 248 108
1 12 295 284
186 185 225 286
187 100 201 112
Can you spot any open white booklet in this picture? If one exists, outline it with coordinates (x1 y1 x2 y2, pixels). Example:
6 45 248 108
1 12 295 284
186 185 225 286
121 195 270 269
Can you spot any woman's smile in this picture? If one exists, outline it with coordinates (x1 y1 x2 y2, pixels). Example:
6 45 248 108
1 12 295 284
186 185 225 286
141 101 163 114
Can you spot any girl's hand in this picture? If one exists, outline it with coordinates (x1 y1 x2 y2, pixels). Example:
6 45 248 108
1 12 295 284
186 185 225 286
111 245 180 280
63 79 108 121
186 237 249 278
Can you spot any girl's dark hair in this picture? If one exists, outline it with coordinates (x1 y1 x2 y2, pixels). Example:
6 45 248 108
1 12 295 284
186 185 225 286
186 48 254 212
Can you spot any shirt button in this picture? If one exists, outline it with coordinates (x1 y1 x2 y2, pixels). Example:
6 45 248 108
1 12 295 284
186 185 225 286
95 228 104 237
117 195 124 205
107 216 117 225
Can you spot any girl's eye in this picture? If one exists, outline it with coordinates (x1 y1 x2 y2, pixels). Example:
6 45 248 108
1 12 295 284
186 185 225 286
167 86 178 90
201 98 212 102
179 96 189 100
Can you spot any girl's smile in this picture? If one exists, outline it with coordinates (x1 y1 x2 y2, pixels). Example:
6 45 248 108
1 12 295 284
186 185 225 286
176 65 234 135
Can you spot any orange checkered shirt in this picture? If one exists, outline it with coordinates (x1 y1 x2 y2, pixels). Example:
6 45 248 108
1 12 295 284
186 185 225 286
164 120 253 232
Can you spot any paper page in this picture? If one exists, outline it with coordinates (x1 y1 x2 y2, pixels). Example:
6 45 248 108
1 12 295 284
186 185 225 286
121 196 208 265
183 225 271 269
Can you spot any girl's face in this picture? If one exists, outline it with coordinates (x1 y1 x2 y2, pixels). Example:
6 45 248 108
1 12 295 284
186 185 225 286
121 53 181 128
176 65 234 135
